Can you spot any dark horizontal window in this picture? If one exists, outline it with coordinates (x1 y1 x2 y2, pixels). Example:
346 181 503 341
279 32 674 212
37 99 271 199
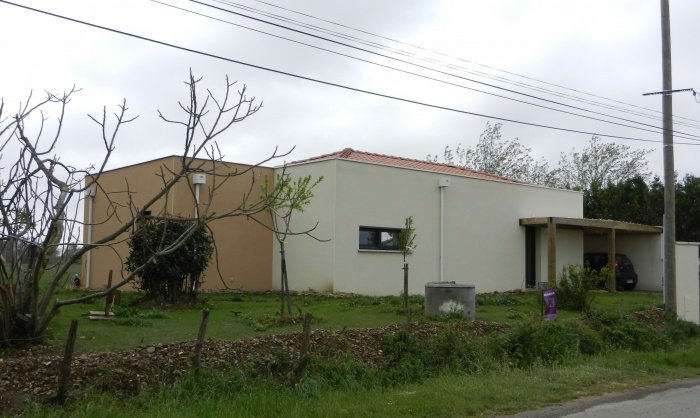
359 226 401 250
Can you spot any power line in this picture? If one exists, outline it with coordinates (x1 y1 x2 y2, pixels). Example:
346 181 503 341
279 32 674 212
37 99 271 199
248 0 700 128
2 0 699 146
188 0 700 140
148 0 700 141
231 0 700 131
235 0 700 130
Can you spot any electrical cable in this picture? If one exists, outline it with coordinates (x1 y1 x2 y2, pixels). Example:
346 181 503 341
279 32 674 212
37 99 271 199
248 0 700 128
225 0 691 128
148 0 700 141
225 0 700 131
207 0 700 133
1 0 698 146
187 0 700 140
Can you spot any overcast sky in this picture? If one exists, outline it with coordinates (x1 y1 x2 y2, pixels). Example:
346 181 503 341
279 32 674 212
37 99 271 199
1 0 699 179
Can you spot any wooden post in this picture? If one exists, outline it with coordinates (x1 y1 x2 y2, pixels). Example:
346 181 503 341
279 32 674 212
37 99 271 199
192 309 210 375
403 262 409 310
293 313 313 380
607 229 616 292
104 270 113 316
620 299 625 319
403 262 411 328
56 320 79 405
547 219 557 287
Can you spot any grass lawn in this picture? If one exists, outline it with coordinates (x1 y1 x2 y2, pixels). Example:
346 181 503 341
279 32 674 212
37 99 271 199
18 287 700 418
42 288 662 354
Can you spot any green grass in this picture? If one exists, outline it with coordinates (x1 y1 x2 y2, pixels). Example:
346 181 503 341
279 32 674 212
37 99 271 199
23 340 700 418
43 291 424 353
41 289 663 354
20 289 700 418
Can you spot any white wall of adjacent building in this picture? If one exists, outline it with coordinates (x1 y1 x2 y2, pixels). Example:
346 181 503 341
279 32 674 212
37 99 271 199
674 242 699 324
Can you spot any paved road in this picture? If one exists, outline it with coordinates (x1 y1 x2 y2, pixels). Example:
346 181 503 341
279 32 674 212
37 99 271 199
502 377 700 418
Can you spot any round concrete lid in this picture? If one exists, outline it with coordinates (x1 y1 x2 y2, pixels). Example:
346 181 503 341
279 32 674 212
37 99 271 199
425 283 475 289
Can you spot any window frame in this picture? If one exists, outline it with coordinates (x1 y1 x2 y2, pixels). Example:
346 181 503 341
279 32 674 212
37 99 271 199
358 226 403 251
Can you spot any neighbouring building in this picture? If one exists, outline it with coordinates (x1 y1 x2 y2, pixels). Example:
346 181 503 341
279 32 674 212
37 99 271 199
82 156 274 292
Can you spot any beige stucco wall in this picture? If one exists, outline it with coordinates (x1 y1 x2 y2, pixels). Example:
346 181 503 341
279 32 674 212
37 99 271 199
82 156 274 292
274 159 583 295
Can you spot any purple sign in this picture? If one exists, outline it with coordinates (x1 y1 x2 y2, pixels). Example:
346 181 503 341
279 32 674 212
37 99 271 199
542 289 556 321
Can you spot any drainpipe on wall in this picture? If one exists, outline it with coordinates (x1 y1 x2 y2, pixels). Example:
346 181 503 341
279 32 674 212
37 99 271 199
192 174 207 218
438 178 451 282
84 187 96 289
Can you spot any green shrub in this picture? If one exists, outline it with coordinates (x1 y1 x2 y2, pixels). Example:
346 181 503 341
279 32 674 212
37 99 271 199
126 217 214 303
113 305 139 318
664 316 700 342
567 320 604 355
495 321 580 367
424 327 487 374
556 264 605 311
380 329 432 384
382 329 422 367
584 310 670 351
303 355 377 391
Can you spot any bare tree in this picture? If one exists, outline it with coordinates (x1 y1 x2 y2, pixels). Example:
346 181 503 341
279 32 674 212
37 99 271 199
0 71 286 347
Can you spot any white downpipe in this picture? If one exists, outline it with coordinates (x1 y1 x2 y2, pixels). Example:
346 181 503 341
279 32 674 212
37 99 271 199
192 174 206 218
85 193 94 288
438 178 450 282
440 186 445 282
194 183 200 218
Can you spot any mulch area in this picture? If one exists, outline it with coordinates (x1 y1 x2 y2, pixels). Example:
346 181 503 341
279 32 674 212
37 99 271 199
0 320 509 413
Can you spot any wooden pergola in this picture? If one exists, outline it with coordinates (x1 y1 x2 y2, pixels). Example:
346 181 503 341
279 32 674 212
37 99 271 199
519 217 663 289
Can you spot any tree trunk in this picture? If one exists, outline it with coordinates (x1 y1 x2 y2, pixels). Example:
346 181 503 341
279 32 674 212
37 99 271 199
279 242 292 316
403 262 411 327
280 243 286 316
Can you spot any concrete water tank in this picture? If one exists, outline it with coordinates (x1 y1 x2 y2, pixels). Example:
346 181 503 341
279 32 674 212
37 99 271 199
424 283 476 320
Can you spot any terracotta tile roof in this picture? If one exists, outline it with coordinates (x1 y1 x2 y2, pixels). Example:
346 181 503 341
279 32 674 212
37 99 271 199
289 148 525 184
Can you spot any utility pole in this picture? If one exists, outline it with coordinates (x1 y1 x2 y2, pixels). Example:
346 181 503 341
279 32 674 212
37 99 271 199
660 0 676 313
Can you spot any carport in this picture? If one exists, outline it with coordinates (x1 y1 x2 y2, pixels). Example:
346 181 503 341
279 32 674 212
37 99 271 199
519 217 663 289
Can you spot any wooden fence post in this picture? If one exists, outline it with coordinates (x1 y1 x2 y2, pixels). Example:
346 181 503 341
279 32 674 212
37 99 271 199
104 270 113 316
56 320 79 405
292 313 313 381
192 309 210 375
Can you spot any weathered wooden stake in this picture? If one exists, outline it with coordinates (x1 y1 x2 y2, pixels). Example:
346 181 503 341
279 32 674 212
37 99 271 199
293 313 313 380
192 308 210 375
56 319 79 405
403 262 411 328
620 299 625 319
104 270 113 316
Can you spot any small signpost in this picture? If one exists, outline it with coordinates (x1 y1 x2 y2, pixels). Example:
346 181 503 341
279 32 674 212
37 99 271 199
542 289 556 321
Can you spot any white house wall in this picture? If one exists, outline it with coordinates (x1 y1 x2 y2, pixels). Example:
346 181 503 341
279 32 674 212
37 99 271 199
271 160 338 293
276 160 582 296
556 228 585 282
